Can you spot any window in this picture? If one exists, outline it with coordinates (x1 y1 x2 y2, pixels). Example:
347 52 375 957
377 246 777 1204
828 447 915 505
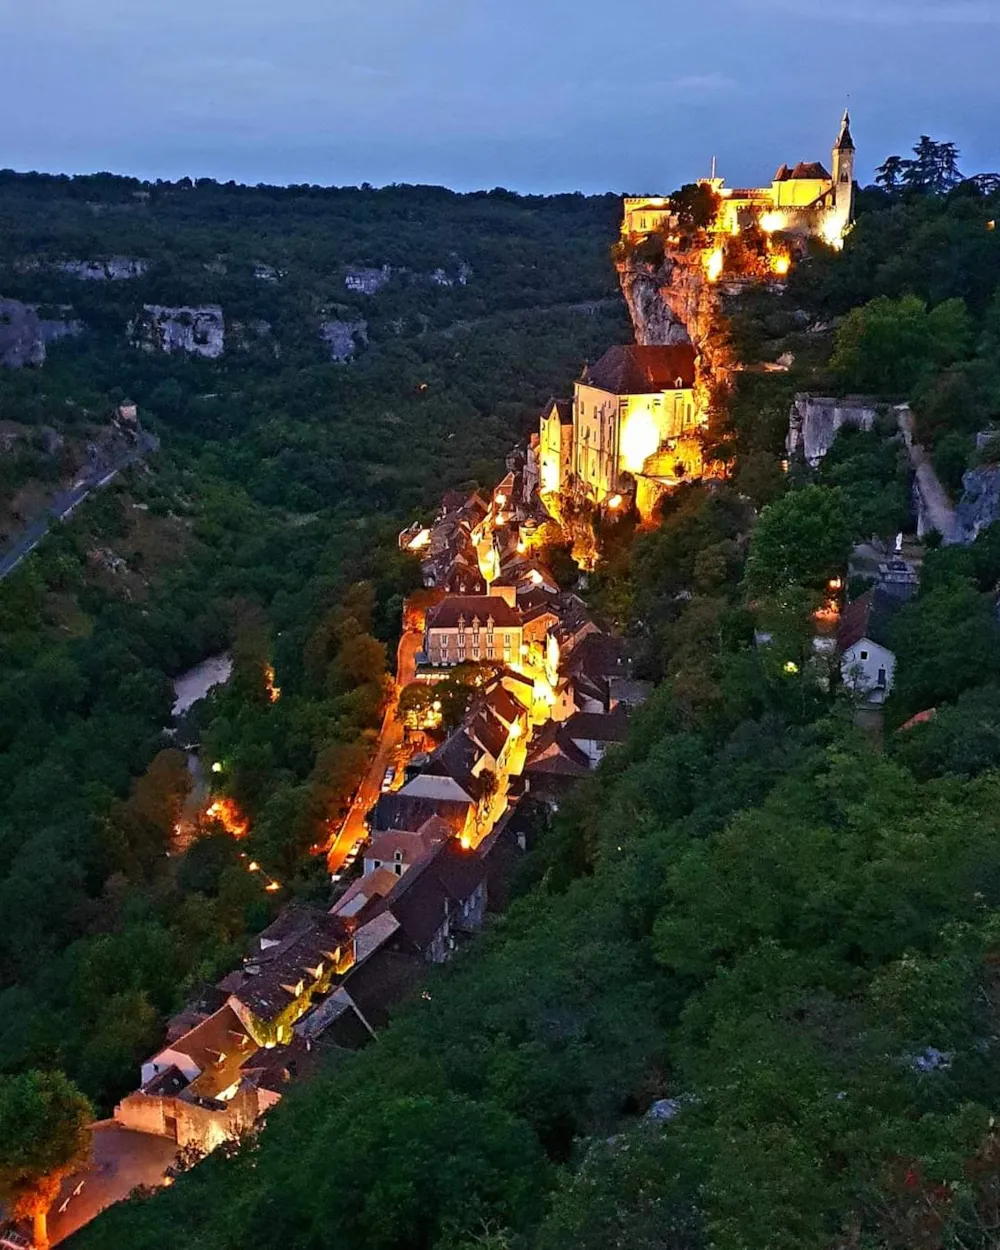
860 650 869 661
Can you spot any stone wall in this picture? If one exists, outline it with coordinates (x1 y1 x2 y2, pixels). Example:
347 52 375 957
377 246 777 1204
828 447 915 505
114 1083 263 1153
786 394 879 466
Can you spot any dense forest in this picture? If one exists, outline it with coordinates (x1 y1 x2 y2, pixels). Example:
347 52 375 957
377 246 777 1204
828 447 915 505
0 176 628 1125
54 151 1000 1249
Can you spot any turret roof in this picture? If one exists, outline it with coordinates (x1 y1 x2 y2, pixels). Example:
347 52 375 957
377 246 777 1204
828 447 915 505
836 110 856 152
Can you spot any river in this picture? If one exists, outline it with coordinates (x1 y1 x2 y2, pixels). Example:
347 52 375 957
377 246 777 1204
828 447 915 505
171 653 233 720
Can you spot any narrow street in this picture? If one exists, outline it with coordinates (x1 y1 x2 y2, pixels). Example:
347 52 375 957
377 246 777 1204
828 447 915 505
327 625 423 873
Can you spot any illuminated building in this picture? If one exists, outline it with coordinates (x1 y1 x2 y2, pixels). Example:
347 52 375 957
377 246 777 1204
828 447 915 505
538 397 574 496
571 343 698 504
622 112 856 250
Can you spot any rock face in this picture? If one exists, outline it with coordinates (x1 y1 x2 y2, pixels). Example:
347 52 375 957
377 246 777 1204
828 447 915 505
0 298 83 367
57 257 148 280
786 394 879 466
130 306 225 358
956 465 1000 544
618 254 732 405
429 262 473 288
319 318 368 362
345 266 392 295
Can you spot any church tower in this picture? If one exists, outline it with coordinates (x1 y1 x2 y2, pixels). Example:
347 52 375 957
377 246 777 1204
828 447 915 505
831 110 856 236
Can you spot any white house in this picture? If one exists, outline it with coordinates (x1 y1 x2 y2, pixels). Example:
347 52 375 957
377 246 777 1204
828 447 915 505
836 589 901 706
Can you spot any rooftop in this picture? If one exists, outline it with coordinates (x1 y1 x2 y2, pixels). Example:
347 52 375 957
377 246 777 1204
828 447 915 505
426 596 522 630
584 344 697 396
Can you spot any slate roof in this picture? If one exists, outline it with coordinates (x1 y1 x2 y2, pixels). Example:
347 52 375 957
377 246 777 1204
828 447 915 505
426 596 522 630
565 709 631 744
372 841 486 951
467 708 510 761
150 1005 256 1102
836 111 855 151
584 344 697 395
525 722 592 777
371 791 475 835
542 397 573 426
226 909 352 1024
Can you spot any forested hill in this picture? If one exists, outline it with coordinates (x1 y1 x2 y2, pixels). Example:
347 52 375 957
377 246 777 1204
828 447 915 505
0 175 629 1133
61 157 1000 1250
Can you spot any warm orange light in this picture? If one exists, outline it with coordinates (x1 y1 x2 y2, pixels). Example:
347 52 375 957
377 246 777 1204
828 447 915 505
828 577 843 591
516 541 526 554
620 406 660 472
459 833 472 850
608 494 623 509
248 860 260 872
704 246 724 283
509 722 522 739
265 664 281 703
265 880 281 893
205 797 249 839
759 211 783 234
529 569 543 585
407 528 431 551
773 254 790 277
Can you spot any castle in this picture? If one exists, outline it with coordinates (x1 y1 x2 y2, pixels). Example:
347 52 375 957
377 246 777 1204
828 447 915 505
622 111 856 250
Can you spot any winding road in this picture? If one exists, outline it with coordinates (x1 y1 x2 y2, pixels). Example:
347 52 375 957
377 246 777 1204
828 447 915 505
0 430 158 582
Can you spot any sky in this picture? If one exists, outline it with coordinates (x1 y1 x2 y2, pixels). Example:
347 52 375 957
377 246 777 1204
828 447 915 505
1 0 998 193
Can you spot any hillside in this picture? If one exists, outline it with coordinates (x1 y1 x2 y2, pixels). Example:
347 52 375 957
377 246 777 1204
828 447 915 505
52 156 1000 1250
0 174 629 1134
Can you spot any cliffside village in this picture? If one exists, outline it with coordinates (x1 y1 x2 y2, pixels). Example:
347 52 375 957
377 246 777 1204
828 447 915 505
112 402 652 1156
83 104 947 1198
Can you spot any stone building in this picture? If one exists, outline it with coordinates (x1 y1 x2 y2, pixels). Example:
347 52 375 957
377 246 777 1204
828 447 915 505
571 343 698 505
423 594 523 668
623 112 856 250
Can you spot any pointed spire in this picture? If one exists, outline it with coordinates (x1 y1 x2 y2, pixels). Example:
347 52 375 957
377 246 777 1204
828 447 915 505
836 109 855 152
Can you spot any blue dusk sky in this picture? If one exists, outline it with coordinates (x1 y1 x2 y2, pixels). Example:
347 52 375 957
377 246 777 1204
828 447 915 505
1 0 998 192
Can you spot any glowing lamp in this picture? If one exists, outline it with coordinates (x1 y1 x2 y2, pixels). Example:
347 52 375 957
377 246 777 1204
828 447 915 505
759 212 783 234
265 880 281 893
211 761 223 774
773 255 790 277
783 661 799 675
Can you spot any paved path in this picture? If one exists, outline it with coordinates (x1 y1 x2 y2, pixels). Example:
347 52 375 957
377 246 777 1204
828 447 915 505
0 430 158 582
49 1122 178 1245
327 626 423 873
896 404 959 544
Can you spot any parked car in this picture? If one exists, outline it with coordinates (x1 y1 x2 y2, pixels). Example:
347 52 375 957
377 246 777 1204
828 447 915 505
380 766 396 792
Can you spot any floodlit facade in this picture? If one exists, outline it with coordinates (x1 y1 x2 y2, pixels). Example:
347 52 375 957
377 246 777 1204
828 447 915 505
623 112 856 249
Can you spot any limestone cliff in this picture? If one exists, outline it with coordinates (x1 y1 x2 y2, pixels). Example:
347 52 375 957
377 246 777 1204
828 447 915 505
618 253 733 399
0 298 84 368
956 465 1000 544
786 394 880 466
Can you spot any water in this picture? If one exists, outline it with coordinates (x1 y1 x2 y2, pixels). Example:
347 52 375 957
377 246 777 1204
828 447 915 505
171 653 233 720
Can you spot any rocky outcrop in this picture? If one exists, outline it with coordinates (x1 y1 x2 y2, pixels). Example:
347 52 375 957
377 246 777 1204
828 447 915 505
58 258 148 280
956 465 1000 544
786 394 879 466
618 253 733 404
345 266 392 295
319 318 368 362
0 298 83 367
430 262 473 288
130 306 225 358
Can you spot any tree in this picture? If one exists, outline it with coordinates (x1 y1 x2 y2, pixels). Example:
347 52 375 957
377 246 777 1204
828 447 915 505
905 136 963 194
669 182 720 232
831 294 972 395
875 155 911 196
745 486 855 599
0 1070 92 1248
